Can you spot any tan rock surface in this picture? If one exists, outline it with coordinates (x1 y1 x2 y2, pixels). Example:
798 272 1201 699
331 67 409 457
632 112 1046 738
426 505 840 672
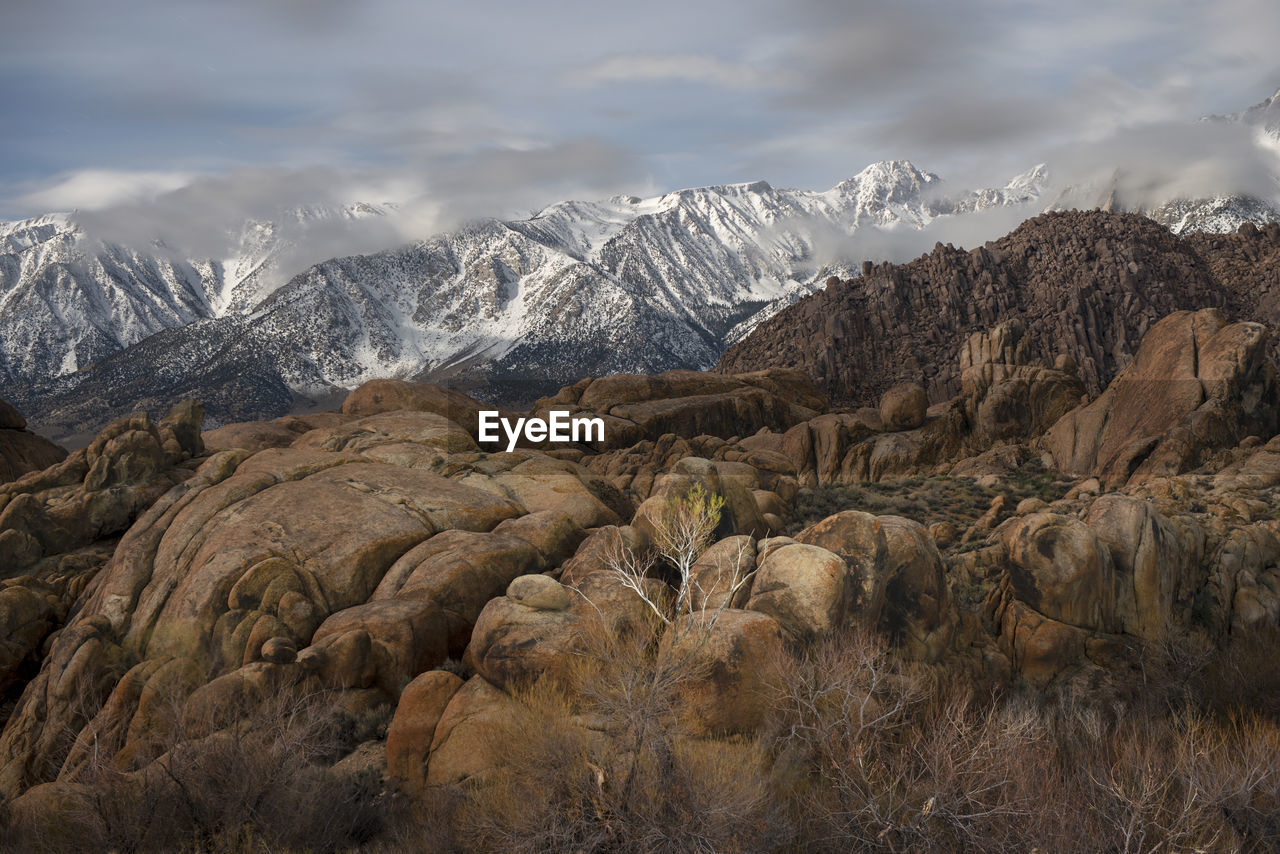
746 543 849 642
999 512 1116 632
657 609 784 737
386 669 464 794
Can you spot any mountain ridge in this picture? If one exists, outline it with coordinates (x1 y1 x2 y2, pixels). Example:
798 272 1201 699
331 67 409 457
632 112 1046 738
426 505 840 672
5 161 1048 439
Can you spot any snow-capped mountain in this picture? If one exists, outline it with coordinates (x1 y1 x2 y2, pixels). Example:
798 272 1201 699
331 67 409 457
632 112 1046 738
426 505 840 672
1148 194 1280 235
1133 87 1280 233
6 161 1047 437
0 203 391 389
1214 86 1280 148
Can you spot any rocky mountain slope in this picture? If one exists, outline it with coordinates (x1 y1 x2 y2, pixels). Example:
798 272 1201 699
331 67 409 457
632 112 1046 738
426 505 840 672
1 294 1279 848
9 99 1280 444
717 210 1280 409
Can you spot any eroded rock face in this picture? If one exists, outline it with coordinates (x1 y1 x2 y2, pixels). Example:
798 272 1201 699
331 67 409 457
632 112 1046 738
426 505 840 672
0 403 627 798
424 675 517 786
0 402 205 575
880 383 927 431
341 379 492 438
0 402 206 719
796 511 890 625
689 535 757 611
466 576 579 691
1084 495 1203 642
999 513 1116 633
745 543 849 642
632 457 771 542
386 670 463 794
959 320 1084 443
718 210 1238 406
772 318 1084 486
530 368 825 453
0 398 66 485
877 516 953 660
1044 309 1278 488
657 609 784 737
202 412 352 455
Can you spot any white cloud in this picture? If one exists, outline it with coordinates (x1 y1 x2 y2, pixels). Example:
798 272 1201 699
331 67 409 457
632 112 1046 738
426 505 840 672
17 169 198 212
575 53 778 89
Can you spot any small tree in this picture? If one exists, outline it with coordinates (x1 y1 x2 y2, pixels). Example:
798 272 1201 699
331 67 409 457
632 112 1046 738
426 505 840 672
461 486 784 852
608 483 755 642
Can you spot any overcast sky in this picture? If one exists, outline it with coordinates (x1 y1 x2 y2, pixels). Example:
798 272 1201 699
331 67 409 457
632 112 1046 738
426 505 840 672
3 0 1280 230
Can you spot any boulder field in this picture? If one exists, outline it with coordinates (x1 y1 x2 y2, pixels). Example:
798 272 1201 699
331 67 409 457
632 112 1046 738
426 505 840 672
1 308 1279 808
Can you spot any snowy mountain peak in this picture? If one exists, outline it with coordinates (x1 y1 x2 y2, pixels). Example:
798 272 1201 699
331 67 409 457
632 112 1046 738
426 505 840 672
1006 163 1049 195
7 159 1063 438
825 160 942 215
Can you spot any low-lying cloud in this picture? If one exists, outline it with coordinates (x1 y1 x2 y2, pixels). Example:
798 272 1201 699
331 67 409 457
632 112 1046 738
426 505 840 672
66 137 646 290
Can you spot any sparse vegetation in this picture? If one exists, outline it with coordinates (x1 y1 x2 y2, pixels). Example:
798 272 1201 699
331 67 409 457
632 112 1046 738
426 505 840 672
789 459 1072 537
1 614 1276 852
412 626 1280 854
455 619 788 854
0 685 392 854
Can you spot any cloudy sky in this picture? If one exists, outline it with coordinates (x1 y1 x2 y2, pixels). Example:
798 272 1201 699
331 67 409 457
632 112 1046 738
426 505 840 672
3 0 1280 232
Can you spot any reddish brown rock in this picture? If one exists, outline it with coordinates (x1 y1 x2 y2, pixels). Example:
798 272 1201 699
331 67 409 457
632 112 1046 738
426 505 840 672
426 675 518 786
796 511 890 622
999 599 1088 688
879 383 927 431
1044 309 1277 488
1084 494 1202 641
311 599 449 692
746 543 849 642
718 211 1238 406
465 576 580 691
201 412 350 454
999 513 1116 632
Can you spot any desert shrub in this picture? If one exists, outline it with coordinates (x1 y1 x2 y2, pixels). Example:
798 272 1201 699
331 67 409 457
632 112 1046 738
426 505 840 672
764 630 1055 852
611 483 753 632
1190 624 1280 720
457 619 790 853
760 629 1280 853
4 686 391 854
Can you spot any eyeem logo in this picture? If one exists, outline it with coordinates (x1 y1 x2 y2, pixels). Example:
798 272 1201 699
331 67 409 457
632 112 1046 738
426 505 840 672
478 410 605 452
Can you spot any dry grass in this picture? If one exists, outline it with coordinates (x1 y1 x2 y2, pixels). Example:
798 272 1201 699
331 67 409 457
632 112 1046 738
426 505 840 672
451 625 1280 853
454 615 790 854
2 685 390 854
5 620 1278 852
789 459 1071 539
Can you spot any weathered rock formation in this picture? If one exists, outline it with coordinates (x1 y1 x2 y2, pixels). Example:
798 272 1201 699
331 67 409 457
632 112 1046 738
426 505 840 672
718 211 1280 407
1043 308 1278 488
0 402 206 702
0 397 66 485
749 318 1084 485
529 368 825 452
3 286 1280 824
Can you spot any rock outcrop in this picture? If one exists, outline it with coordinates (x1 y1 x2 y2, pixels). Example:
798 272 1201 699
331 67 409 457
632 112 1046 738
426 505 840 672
718 210 1255 406
5 277 1280 826
770 318 1083 485
529 368 825 452
1043 309 1277 488
0 398 66 485
0 399 629 797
